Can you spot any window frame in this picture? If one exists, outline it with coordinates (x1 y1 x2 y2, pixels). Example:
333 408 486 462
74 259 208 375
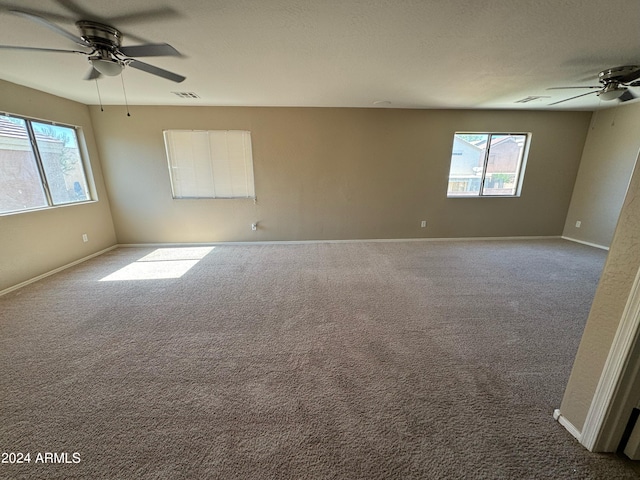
446 131 531 198
0 112 94 216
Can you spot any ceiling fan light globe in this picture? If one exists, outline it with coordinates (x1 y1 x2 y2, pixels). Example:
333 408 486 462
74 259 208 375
91 58 123 76
598 87 626 101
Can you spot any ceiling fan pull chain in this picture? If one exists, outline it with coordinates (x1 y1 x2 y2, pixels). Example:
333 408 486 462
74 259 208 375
94 79 104 112
120 72 131 117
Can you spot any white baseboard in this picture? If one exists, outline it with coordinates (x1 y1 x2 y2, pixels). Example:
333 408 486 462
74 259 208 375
118 235 561 248
0 245 118 297
554 409 583 442
562 236 609 251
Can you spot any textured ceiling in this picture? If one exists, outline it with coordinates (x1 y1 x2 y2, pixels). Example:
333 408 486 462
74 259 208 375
0 0 639 110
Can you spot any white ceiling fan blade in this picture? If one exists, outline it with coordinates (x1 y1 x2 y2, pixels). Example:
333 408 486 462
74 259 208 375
55 0 179 26
54 0 96 21
0 4 70 23
128 59 186 83
84 67 101 81
119 43 182 58
618 90 636 103
109 7 180 26
0 45 87 54
549 91 598 106
547 86 601 90
9 9 90 47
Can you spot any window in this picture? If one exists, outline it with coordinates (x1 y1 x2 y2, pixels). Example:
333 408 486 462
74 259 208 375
0 114 91 215
446 132 530 197
164 130 255 199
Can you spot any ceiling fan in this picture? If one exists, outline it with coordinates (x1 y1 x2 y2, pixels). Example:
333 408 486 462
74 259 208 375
548 65 640 106
0 9 185 83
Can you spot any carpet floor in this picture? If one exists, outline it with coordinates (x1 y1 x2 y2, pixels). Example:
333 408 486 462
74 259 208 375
1 238 638 479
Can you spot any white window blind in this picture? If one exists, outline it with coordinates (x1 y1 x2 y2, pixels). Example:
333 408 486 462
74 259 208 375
164 130 255 199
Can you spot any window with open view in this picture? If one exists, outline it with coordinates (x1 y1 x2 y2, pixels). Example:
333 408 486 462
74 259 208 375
0 114 92 215
447 132 530 197
164 130 255 199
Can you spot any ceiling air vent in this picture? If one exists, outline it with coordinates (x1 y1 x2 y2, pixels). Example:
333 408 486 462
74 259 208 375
172 92 200 99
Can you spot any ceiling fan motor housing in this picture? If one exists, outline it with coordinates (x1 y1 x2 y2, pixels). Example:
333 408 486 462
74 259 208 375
598 65 640 85
76 21 122 51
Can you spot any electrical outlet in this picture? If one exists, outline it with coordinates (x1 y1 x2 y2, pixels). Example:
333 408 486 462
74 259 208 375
251 223 257 231
421 221 427 228
575 221 581 228
82 234 88 242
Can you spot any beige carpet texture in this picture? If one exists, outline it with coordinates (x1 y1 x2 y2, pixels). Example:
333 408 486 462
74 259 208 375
1 239 638 479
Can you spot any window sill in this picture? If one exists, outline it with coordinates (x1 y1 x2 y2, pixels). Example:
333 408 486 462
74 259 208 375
446 195 521 198
0 199 98 217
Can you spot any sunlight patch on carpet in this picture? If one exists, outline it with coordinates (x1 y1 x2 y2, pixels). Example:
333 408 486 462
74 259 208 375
100 247 215 281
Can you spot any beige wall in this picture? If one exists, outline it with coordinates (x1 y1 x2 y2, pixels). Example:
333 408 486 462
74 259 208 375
561 147 640 435
563 102 640 248
0 80 116 292
89 106 591 244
